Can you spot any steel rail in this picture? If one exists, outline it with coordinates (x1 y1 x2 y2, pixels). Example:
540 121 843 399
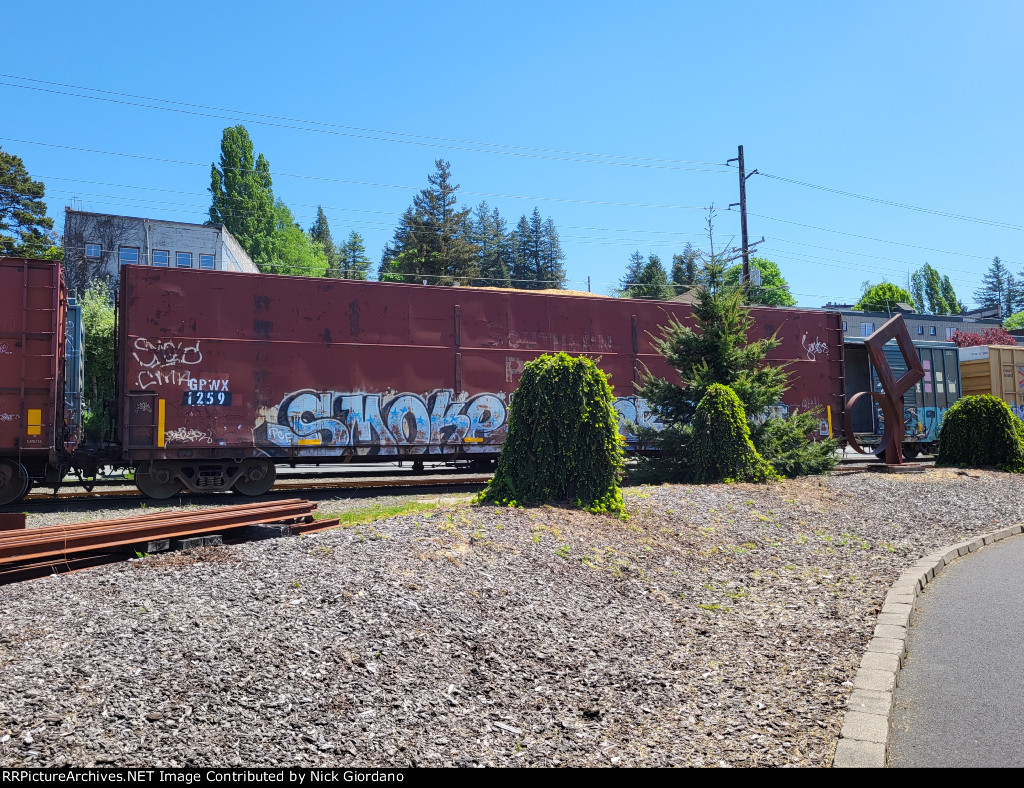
20 474 493 503
0 500 321 565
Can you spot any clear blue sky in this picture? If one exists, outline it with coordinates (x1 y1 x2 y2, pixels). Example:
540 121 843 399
3 1 1021 308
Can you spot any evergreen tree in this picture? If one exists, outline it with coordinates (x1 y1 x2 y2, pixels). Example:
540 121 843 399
509 214 533 288
974 257 1015 317
208 125 276 270
308 206 338 271
635 279 838 481
471 202 511 287
621 253 671 299
383 160 479 285
619 251 647 296
540 217 566 289
670 243 700 297
0 147 54 257
337 230 371 280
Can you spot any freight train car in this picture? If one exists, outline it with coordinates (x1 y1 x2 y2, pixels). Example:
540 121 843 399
958 345 1024 418
0 258 73 504
117 266 846 498
844 337 962 457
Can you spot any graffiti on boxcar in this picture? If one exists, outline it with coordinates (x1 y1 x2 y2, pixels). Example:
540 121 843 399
0 413 15 422
132 337 203 369
0 340 11 356
164 427 213 444
256 388 668 455
801 333 829 361
258 389 508 456
506 331 615 352
612 397 663 438
136 368 193 391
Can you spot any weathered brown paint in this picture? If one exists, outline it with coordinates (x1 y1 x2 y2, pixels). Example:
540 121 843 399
118 266 845 464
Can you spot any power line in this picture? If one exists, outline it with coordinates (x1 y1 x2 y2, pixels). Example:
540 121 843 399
756 170 1024 232
4 136 708 211
0 76 731 174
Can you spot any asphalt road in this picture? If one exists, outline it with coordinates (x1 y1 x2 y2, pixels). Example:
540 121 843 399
888 533 1024 767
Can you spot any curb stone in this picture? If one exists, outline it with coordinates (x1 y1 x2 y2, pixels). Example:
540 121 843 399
831 523 1024 768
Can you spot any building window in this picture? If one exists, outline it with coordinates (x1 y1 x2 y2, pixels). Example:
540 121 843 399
860 322 874 337
119 247 139 266
917 326 924 335
946 327 955 339
152 250 169 267
176 252 193 269
85 243 101 258
199 254 215 270
929 326 936 336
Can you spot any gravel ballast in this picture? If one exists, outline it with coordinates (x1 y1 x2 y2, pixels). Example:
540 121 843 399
0 467 1017 767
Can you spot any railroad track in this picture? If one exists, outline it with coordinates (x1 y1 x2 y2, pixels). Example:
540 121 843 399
19 473 493 504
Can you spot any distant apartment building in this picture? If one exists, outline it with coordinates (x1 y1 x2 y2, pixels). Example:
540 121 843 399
63 208 259 292
821 302 1005 343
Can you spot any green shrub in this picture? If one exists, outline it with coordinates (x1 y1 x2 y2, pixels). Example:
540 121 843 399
750 411 840 478
474 352 625 515
936 395 1024 472
692 384 779 484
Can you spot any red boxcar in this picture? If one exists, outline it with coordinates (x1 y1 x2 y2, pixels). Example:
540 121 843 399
0 257 69 504
119 266 844 498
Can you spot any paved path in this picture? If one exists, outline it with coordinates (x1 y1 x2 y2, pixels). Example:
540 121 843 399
888 534 1024 767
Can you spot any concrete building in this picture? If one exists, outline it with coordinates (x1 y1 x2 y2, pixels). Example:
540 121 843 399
822 303 1005 343
63 208 259 292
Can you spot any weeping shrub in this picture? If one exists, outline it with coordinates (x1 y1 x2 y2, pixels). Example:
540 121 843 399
474 352 625 515
936 395 1024 472
692 384 779 484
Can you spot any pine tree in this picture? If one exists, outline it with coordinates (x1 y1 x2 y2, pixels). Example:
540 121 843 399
471 202 511 287
510 215 533 288
208 125 276 270
0 147 54 257
338 230 371 280
309 206 338 272
384 160 479 285
540 217 566 289
635 280 838 481
974 257 1014 317
620 251 647 296
670 244 699 297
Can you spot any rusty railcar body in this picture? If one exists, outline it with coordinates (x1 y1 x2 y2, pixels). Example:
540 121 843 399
0 258 72 504
117 266 845 498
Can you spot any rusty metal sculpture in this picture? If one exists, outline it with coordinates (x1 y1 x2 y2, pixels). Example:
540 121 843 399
844 314 925 465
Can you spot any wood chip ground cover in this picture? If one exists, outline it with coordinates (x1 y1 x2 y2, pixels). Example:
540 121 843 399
0 469 1017 767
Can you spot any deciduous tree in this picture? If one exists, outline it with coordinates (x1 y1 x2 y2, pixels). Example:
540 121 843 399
854 282 915 313
208 125 276 270
724 257 796 307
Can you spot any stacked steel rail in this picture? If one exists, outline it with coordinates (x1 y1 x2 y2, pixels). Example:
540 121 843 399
0 499 341 583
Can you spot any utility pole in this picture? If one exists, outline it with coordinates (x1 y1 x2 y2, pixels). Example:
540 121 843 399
727 145 758 289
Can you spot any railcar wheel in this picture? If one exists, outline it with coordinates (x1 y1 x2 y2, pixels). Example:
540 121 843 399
135 462 183 500
232 460 276 496
0 460 30 506
902 444 921 460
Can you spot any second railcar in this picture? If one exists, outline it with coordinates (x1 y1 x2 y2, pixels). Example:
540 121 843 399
844 338 962 457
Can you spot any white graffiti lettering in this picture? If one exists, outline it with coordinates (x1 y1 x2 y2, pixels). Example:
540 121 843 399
801 333 829 361
135 369 193 390
132 337 203 369
0 340 11 356
164 427 213 444
0 413 15 422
